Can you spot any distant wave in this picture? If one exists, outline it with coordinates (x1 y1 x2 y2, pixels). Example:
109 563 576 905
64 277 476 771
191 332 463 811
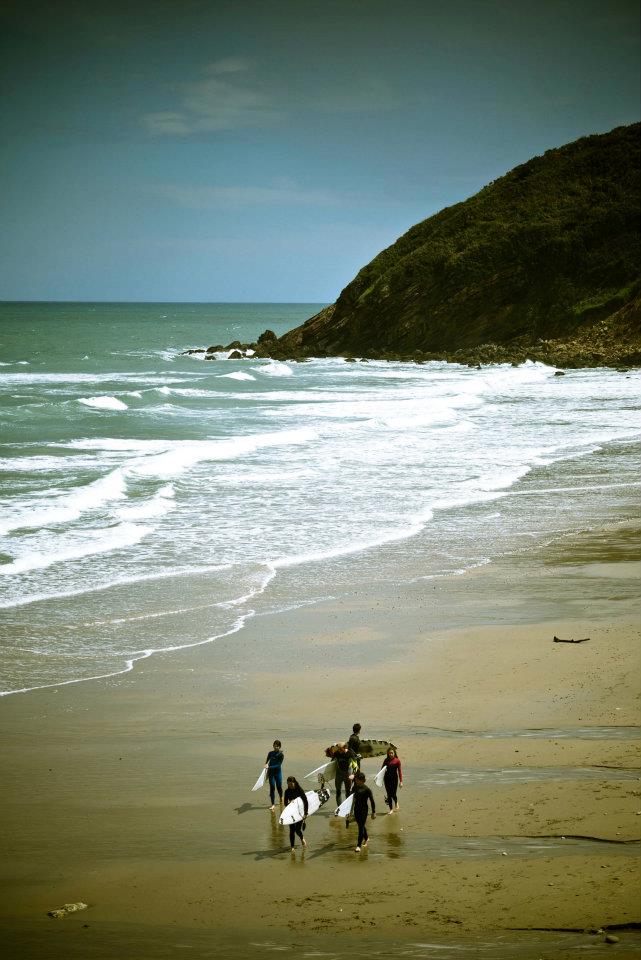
0 469 127 535
78 395 128 411
257 361 293 377
0 521 150 576
218 371 256 381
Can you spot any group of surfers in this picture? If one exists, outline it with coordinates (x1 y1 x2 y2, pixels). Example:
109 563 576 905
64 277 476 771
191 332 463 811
262 723 403 853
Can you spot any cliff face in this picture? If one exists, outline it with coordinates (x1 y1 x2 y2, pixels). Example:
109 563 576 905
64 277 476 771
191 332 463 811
269 123 641 367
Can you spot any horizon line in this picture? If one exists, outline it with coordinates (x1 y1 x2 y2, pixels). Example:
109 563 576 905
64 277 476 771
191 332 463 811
0 299 329 305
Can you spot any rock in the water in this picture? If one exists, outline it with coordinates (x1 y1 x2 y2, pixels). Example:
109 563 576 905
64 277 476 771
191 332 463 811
257 329 277 344
227 350 243 359
604 934 620 944
206 344 224 353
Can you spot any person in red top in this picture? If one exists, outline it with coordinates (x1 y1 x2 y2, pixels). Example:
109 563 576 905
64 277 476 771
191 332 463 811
380 746 403 812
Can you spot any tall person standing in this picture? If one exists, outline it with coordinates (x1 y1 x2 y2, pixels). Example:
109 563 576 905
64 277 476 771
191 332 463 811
264 739 284 811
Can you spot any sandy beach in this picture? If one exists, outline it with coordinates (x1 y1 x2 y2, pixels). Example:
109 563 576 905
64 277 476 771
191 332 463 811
1 522 639 960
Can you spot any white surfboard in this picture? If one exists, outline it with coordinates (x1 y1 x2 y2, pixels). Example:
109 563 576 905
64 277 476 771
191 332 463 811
251 768 266 792
279 786 331 825
374 766 386 788
304 759 336 781
334 794 354 818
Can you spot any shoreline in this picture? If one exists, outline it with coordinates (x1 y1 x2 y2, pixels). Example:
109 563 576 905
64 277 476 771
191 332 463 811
0 522 639 958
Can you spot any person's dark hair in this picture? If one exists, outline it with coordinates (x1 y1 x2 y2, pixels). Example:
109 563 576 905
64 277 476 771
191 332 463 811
354 771 366 783
273 739 281 748
286 776 301 790
352 723 361 734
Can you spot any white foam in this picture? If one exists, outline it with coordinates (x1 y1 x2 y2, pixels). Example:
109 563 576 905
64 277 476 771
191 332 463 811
127 428 317 479
0 469 127 535
0 372 194 384
218 371 256 381
115 484 176 521
0 522 150 576
78 396 128 411
257 361 293 377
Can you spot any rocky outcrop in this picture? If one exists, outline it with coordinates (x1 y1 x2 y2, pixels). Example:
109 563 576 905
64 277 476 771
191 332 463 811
254 123 641 369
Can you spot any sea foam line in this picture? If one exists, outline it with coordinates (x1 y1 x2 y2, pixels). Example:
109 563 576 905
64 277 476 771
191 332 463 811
0 613 252 698
0 566 278 696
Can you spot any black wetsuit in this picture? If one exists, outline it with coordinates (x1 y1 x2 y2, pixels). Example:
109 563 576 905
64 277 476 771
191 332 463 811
381 755 402 808
334 748 357 803
283 785 308 848
351 784 375 847
348 733 362 769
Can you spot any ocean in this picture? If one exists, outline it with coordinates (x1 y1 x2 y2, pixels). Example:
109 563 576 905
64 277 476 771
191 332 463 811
1 301 639 696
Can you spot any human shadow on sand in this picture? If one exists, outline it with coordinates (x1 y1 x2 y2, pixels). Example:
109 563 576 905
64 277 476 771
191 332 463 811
242 847 292 861
234 802 266 815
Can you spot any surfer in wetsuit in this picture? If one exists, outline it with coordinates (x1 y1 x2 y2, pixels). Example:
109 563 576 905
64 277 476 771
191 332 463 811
283 776 308 851
380 746 403 812
351 771 376 852
264 739 284 811
348 723 362 770
333 742 358 805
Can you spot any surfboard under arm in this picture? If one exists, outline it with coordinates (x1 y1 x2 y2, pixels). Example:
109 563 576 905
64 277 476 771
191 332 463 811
334 794 354 818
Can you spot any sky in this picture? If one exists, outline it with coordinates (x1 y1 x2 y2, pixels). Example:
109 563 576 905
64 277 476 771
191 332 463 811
1 0 639 302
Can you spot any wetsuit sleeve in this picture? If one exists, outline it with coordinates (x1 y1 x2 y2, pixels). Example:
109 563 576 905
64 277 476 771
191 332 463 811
398 759 403 783
368 788 375 815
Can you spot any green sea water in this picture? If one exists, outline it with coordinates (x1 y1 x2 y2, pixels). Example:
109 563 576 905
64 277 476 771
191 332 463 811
1 301 640 695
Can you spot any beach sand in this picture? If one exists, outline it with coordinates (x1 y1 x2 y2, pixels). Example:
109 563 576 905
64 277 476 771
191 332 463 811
0 524 639 959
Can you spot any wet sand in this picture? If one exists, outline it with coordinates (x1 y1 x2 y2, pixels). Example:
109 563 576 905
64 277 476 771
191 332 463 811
0 525 639 959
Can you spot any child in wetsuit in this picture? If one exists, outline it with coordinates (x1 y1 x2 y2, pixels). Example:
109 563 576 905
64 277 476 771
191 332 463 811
380 746 403 812
264 739 284 811
283 776 308 851
351 771 376 852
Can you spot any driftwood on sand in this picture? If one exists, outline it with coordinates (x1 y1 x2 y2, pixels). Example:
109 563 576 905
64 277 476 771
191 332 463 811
553 636 590 643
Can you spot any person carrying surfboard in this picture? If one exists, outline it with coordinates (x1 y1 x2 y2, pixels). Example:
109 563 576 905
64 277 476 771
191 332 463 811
264 739 284 811
333 742 358 805
348 723 363 770
380 746 403 812
283 777 308 852
351 771 376 852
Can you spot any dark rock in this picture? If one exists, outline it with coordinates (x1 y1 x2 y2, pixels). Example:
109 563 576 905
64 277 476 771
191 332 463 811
605 934 620 944
206 344 225 353
227 350 244 360
181 348 205 355
257 329 277 344
225 340 242 350
554 370 565 375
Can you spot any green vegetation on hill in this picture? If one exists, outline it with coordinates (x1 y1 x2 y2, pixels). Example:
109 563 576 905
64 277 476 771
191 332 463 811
271 123 641 366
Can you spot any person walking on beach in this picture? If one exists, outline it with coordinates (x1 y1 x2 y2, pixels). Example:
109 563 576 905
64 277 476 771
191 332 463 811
264 739 284 811
351 771 376 852
380 746 403 812
283 776 308 852
348 723 362 770
334 742 358 805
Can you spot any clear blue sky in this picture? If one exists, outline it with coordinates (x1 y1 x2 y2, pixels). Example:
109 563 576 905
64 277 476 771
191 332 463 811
1 0 639 302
